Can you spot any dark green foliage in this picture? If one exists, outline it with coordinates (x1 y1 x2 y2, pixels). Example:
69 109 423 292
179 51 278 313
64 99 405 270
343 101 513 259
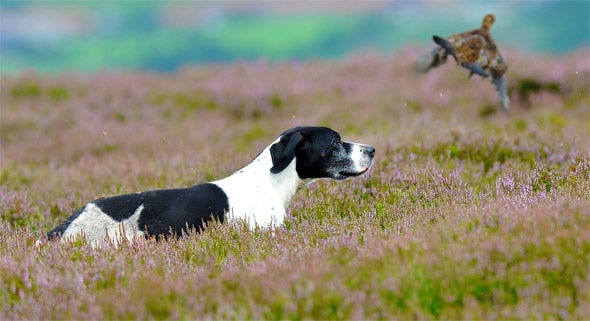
47 87 70 102
405 100 422 113
10 81 42 98
9 82 71 102
412 139 537 172
513 78 562 105
479 104 497 118
270 92 283 110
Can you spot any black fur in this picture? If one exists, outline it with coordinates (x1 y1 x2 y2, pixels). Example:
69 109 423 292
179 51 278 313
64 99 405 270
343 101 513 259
48 183 228 240
270 130 304 174
136 183 228 237
269 126 372 180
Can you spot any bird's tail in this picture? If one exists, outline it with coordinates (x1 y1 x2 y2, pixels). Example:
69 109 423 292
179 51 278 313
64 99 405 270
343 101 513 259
492 76 510 112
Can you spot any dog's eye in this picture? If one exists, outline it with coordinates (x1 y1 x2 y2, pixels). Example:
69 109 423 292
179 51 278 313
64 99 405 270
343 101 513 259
332 137 341 146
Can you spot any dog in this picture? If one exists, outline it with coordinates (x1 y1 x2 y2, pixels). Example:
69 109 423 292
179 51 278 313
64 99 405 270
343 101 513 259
44 126 375 246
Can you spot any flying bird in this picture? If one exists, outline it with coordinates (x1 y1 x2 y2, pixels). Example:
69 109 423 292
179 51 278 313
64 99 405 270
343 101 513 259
415 14 509 112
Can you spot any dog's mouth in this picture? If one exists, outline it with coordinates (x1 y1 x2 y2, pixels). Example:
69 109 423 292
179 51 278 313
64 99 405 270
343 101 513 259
337 167 369 179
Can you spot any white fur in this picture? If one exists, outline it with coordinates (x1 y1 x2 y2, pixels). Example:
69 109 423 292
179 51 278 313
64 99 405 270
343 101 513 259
60 203 145 246
212 141 303 228
349 142 374 172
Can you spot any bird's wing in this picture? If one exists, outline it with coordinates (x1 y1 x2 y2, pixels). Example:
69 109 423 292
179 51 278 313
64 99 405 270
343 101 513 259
461 61 490 78
433 35 456 57
414 46 447 74
491 75 510 112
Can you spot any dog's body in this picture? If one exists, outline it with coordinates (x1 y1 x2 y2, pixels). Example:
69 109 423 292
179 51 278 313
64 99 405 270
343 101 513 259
46 126 375 246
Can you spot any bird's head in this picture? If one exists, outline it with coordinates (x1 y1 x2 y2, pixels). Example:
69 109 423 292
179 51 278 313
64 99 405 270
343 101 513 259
481 14 495 32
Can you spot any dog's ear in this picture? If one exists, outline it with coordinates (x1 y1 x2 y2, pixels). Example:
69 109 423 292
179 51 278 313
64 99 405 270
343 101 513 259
270 131 305 174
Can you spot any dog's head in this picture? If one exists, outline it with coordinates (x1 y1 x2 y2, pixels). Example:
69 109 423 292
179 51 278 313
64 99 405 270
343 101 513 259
270 126 375 180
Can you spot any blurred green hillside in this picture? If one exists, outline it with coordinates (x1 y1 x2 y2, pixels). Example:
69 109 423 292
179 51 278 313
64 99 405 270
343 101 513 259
1 1 588 74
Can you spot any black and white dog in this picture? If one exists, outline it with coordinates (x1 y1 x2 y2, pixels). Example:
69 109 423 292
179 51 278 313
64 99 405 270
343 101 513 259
45 126 375 246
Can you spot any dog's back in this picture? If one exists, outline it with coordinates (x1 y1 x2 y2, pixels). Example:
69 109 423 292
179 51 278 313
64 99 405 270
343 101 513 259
48 183 228 244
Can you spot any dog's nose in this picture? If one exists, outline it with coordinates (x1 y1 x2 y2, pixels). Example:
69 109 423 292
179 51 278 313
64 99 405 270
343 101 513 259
365 146 375 157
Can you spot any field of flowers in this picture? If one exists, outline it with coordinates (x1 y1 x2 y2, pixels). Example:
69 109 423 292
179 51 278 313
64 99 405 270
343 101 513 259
1 47 589 319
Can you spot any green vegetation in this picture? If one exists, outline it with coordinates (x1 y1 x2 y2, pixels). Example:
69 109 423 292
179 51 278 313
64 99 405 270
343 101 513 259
0 49 588 319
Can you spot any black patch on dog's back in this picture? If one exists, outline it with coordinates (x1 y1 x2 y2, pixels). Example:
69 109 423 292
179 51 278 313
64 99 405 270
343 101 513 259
94 193 144 221
135 183 228 237
47 183 229 240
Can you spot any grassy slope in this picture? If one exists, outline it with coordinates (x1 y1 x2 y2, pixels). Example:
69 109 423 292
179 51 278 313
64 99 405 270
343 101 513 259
3 2 589 74
1 48 589 319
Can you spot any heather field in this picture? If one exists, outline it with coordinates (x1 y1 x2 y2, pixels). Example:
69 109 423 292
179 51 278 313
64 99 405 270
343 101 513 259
1 48 589 319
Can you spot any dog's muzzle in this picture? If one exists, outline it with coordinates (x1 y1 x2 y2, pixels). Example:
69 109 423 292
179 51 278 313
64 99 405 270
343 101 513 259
338 143 375 178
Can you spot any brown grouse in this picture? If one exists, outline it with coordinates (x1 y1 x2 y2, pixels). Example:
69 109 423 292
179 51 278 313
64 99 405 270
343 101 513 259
415 14 509 111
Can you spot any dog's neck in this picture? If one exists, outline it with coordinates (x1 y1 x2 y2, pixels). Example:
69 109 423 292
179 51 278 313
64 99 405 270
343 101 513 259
213 146 307 219
238 147 305 209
